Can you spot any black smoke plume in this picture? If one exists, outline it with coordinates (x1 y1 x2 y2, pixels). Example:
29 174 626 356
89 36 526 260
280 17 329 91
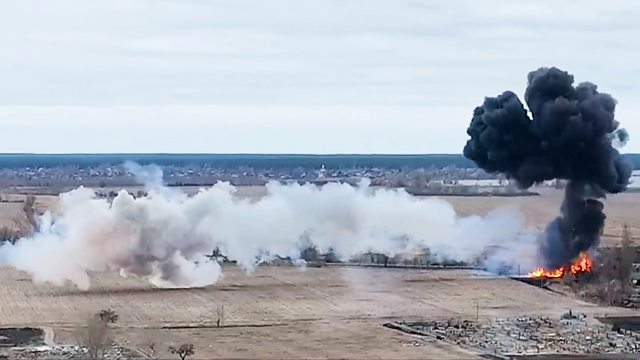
463 67 631 268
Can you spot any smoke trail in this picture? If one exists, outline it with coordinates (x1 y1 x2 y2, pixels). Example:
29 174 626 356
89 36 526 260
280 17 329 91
0 165 533 289
463 67 632 268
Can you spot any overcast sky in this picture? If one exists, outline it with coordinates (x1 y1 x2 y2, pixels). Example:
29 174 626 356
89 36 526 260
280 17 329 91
0 0 638 154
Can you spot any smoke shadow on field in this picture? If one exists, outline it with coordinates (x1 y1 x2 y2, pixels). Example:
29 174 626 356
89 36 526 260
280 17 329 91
44 286 210 297
214 282 300 292
43 281 303 297
403 277 456 283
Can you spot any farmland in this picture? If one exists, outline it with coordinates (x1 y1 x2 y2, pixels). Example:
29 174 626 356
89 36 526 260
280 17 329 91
0 265 632 359
1 186 639 358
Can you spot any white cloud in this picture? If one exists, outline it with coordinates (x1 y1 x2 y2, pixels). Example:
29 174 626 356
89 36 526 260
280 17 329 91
0 0 638 152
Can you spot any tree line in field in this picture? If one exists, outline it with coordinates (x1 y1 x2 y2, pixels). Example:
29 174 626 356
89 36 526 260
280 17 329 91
2 153 639 170
0 153 474 169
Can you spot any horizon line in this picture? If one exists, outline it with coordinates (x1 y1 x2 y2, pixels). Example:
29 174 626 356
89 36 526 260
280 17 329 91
1 152 638 156
0 152 467 156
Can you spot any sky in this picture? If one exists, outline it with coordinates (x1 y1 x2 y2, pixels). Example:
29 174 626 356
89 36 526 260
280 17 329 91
0 0 638 154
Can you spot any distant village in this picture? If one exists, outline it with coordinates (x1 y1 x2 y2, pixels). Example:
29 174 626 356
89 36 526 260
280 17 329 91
0 163 589 196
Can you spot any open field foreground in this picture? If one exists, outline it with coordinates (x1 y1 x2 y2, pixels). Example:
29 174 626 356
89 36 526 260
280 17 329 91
0 266 635 359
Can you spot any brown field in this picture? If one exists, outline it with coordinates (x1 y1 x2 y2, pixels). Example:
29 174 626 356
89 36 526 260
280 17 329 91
0 265 634 359
444 188 640 246
2 185 639 245
1 185 640 358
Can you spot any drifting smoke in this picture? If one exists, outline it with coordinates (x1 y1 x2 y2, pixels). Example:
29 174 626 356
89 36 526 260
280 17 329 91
464 67 632 268
0 164 534 289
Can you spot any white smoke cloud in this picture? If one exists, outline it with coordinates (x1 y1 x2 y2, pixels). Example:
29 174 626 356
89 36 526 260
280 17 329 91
0 165 536 290
610 128 630 149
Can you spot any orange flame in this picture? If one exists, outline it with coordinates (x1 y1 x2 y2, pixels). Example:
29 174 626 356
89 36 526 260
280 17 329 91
527 252 593 279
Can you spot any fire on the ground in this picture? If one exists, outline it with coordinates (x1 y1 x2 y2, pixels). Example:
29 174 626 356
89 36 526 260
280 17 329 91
527 252 593 279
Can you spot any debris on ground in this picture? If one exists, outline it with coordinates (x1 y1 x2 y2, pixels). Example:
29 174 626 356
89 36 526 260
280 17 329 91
2 344 133 359
393 313 640 356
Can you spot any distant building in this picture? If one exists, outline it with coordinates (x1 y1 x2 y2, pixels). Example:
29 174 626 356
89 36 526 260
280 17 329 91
317 165 326 179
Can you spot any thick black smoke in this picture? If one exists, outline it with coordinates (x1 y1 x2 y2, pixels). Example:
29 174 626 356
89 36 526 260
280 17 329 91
463 67 632 268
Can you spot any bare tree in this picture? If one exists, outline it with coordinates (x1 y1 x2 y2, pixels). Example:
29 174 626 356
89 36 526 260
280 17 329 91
606 279 623 306
300 246 319 262
22 195 37 229
216 304 225 328
75 309 119 359
10 195 38 239
98 308 119 324
168 344 195 360
77 316 109 359
0 226 21 244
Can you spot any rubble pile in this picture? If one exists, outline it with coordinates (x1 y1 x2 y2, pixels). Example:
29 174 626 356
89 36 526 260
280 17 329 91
403 313 640 356
4 344 130 359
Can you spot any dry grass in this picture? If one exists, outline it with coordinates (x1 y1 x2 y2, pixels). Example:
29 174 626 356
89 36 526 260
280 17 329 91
0 266 636 359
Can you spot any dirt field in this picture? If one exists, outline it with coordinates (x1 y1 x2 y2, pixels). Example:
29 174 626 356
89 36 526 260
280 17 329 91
0 266 635 359
1 185 639 358
2 185 639 246
444 188 640 246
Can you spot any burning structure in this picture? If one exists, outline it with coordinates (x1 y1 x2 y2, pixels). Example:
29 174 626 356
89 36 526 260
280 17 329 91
464 67 631 277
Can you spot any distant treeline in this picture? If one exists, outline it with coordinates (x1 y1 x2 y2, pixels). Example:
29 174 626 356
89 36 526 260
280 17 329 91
0 153 639 170
0 153 474 169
